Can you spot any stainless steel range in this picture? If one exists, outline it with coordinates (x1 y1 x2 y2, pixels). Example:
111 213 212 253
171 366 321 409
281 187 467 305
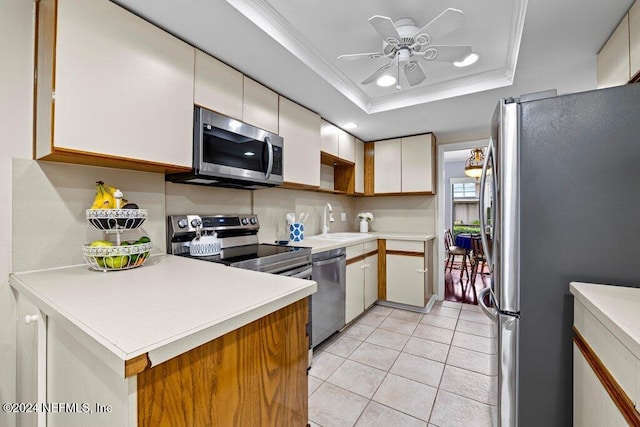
167 214 314 354
167 214 312 277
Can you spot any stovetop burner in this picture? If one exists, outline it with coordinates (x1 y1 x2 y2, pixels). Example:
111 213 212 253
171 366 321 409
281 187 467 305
167 214 312 275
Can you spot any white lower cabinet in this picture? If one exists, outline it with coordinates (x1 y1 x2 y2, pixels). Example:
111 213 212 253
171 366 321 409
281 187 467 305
345 241 378 323
573 343 627 426
385 240 428 307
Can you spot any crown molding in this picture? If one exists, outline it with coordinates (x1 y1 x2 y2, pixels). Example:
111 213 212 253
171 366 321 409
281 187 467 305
226 0 528 113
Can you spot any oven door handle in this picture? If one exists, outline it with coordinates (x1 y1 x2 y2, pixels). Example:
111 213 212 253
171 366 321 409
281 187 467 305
264 136 274 180
282 266 312 279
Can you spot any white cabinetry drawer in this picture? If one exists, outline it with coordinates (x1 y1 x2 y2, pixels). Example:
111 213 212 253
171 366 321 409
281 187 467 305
363 240 378 253
386 240 424 253
346 244 364 260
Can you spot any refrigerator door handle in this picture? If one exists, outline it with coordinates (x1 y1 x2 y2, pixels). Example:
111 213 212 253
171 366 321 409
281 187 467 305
478 287 498 322
479 140 494 270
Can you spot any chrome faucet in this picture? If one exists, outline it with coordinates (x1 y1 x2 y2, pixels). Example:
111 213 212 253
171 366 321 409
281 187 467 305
322 203 334 236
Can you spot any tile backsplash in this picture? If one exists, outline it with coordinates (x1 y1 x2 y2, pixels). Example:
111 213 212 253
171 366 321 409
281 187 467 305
12 159 166 273
12 158 437 272
252 188 356 244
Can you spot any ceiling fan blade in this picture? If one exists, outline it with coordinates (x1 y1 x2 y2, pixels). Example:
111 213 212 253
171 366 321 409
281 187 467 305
337 52 386 61
423 45 472 62
368 15 401 44
361 63 392 85
403 61 427 86
414 8 464 43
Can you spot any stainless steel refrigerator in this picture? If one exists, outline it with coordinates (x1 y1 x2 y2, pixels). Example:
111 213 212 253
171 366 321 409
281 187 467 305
478 83 640 426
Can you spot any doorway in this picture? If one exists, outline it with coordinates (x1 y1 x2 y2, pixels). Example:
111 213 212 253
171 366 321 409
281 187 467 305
436 140 491 305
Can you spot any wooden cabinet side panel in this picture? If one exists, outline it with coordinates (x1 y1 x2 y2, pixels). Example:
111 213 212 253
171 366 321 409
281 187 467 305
364 142 375 195
137 299 308 427
378 239 386 300
355 139 364 193
35 0 57 159
374 139 401 194
194 49 243 120
243 76 279 133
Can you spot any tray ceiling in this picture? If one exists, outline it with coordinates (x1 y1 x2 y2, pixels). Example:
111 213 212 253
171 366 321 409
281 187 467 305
226 0 527 113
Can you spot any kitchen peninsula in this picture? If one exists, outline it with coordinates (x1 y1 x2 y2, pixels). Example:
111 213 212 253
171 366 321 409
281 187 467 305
10 255 316 426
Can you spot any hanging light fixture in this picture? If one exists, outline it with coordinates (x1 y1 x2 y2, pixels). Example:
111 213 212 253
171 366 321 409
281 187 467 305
464 148 485 178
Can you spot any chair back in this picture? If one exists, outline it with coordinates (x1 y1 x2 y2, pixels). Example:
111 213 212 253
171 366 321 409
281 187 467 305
444 229 454 249
470 233 485 260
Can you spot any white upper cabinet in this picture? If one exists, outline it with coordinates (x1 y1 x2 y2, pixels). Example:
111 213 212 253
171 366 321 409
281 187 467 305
194 50 243 120
243 77 279 134
278 97 321 187
372 134 435 194
38 0 194 169
401 134 435 193
320 120 340 157
355 138 364 194
597 14 630 88
630 1 640 79
374 138 402 193
338 129 356 163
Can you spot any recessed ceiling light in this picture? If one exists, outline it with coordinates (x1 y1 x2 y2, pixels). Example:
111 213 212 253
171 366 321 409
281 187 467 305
343 122 358 130
454 53 479 68
376 75 397 87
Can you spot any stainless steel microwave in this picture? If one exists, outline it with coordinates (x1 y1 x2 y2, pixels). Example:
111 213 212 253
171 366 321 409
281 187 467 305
167 107 283 189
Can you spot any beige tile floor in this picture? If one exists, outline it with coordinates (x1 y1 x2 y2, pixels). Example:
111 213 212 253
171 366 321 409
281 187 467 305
308 300 498 427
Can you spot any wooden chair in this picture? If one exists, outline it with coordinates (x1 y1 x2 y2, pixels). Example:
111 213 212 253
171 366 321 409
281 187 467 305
469 234 488 304
444 229 469 279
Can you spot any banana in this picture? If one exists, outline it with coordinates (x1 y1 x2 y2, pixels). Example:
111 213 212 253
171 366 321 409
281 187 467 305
90 181 107 209
102 182 128 207
100 183 115 209
90 181 115 209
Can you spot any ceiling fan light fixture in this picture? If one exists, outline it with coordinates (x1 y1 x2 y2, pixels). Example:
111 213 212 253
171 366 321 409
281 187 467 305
376 74 397 87
454 52 479 67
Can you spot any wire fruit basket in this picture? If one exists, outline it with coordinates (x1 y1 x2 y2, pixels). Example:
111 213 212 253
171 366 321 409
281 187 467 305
86 209 148 231
83 242 152 272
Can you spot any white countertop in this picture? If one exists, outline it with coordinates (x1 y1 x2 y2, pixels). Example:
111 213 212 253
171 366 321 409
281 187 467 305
289 231 436 253
570 282 640 359
10 255 316 377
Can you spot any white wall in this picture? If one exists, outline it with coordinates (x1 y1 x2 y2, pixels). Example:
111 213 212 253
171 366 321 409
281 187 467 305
0 1 36 425
253 188 356 244
354 195 436 234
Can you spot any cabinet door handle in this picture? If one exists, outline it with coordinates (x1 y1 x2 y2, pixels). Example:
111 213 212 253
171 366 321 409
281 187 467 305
416 268 428 273
25 314 40 325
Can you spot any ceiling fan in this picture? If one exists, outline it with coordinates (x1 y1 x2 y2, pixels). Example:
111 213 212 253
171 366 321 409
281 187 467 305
338 9 476 90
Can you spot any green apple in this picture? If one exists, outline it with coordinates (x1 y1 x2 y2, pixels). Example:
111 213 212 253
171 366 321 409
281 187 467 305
105 255 129 269
90 240 113 247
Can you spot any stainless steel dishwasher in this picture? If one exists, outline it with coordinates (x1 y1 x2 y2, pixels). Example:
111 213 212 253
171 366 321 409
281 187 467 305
310 248 346 348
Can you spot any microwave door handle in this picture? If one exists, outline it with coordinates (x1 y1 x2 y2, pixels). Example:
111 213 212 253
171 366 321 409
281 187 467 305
264 136 274 180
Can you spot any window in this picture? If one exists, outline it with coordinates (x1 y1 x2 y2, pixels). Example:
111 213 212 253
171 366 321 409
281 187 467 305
453 182 476 199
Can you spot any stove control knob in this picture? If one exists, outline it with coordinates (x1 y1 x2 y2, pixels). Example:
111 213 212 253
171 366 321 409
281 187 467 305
241 217 249 225
177 218 188 229
191 218 202 228
250 217 257 225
